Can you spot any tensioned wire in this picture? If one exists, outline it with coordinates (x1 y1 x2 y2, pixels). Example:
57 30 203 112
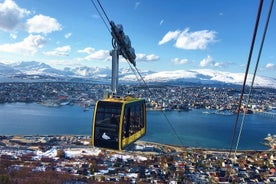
234 0 274 158
223 0 275 181
227 0 264 159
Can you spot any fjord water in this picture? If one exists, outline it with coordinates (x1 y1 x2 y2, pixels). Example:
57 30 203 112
0 103 275 150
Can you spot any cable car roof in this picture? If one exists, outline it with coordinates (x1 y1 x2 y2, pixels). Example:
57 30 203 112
100 96 144 103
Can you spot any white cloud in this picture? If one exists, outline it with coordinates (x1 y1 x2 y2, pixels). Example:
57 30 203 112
0 34 46 55
10 33 17 39
160 19 164 26
214 62 223 67
199 55 213 67
26 14 62 34
0 0 30 31
64 33 72 39
78 47 95 54
77 48 159 63
171 58 189 65
43 45 71 56
265 63 276 70
77 48 160 62
146 54 160 61
92 14 100 19
159 28 216 50
199 55 231 68
135 2 140 9
78 47 109 60
85 50 109 60
176 29 216 50
213 61 233 68
136 53 160 61
158 30 180 45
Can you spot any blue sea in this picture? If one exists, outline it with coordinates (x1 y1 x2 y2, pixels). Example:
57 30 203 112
0 103 275 150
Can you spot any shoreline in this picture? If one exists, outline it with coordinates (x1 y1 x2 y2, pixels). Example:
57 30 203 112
0 134 272 152
2 102 276 115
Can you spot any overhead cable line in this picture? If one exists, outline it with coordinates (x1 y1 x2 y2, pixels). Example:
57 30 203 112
234 0 274 156
133 65 185 146
127 61 185 146
95 0 111 24
228 0 264 158
89 0 111 33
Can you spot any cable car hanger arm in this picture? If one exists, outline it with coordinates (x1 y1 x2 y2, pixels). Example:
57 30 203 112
110 21 136 67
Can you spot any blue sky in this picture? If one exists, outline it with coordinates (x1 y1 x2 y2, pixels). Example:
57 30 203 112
0 0 275 78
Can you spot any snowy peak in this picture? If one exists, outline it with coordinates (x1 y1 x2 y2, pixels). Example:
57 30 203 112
10 61 61 76
140 69 276 88
0 61 275 89
0 62 22 75
13 61 52 71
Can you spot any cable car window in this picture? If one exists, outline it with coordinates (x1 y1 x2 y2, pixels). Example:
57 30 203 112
94 101 122 150
122 101 145 139
123 107 131 138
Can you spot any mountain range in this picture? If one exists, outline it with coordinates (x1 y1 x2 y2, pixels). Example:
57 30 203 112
0 61 275 89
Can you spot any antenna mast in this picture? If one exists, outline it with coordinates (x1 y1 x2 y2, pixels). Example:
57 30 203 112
110 21 136 95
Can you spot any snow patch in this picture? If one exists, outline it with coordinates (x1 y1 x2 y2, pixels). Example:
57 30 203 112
110 153 147 162
64 147 101 158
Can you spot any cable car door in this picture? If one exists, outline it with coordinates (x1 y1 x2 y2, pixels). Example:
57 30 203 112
93 101 122 150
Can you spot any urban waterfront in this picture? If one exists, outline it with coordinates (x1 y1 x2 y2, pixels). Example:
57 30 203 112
0 102 275 150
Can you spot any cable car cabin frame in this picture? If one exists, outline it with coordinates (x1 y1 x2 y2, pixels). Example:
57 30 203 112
92 96 146 150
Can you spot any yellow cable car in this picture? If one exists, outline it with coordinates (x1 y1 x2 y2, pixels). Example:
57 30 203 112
92 96 146 150
91 21 146 150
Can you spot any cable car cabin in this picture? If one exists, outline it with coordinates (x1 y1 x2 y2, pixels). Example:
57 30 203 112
92 96 146 150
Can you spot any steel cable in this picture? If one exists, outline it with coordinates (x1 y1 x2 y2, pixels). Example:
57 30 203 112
228 0 264 159
234 0 274 157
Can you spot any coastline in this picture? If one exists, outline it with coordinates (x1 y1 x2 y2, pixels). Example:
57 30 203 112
0 134 273 152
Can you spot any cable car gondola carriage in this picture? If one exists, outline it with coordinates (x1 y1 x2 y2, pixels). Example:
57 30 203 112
92 21 146 150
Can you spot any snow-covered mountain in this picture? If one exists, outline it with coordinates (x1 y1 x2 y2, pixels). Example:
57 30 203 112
0 63 22 75
71 66 110 78
11 61 74 77
137 69 276 88
0 61 275 88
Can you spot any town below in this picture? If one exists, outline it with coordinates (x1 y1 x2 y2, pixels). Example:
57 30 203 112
0 82 275 114
0 135 276 183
